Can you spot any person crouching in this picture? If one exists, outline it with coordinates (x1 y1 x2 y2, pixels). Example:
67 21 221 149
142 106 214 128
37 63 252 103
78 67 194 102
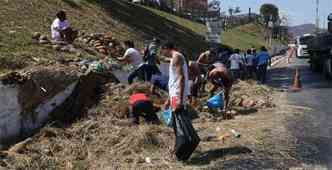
129 88 160 125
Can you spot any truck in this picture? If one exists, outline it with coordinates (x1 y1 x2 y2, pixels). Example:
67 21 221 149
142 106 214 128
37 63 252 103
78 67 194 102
296 34 315 58
307 13 332 79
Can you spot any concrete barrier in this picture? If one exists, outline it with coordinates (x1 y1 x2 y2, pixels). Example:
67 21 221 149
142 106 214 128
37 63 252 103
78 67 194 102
0 65 120 147
0 81 78 144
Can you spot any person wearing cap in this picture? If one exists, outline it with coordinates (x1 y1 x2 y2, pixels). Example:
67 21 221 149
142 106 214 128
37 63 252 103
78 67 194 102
51 10 78 43
207 63 233 111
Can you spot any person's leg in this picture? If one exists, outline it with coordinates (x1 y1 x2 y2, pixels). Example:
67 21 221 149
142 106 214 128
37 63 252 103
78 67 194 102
147 65 160 82
131 102 144 124
252 66 257 80
128 65 145 84
128 69 139 84
256 66 261 83
262 65 268 84
235 70 240 80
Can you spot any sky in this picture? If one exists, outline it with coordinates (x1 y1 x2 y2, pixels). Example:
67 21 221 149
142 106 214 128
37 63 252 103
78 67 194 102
218 0 332 27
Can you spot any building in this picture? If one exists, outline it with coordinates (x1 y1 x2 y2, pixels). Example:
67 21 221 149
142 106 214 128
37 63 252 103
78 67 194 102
176 0 208 12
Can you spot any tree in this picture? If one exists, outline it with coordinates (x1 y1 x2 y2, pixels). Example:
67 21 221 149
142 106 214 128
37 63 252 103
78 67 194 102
260 3 279 24
228 7 234 16
208 0 221 11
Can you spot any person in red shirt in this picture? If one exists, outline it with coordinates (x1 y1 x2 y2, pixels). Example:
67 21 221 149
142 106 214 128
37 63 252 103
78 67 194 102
129 89 159 125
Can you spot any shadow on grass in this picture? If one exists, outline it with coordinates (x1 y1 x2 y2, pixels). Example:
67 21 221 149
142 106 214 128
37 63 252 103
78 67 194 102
189 146 253 165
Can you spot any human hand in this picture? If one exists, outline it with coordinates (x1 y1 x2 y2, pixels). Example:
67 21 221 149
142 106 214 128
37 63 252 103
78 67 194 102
163 99 170 110
174 103 184 113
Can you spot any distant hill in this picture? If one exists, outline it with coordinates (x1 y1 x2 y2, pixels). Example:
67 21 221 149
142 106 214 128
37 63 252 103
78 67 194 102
288 24 316 37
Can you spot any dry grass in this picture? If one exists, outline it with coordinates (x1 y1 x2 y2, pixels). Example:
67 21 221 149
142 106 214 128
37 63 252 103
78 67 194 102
1 80 304 170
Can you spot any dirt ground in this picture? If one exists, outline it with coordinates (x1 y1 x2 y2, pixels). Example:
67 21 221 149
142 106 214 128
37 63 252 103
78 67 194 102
0 78 316 170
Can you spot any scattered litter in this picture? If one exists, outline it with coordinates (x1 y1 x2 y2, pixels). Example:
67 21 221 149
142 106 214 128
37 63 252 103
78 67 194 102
145 157 152 164
230 129 241 138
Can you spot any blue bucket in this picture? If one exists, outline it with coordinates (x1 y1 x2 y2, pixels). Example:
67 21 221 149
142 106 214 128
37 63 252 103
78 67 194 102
207 92 224 109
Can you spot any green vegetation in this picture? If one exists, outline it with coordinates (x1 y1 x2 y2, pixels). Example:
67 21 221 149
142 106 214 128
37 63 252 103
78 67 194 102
260 3 279 23
0 0 208 74
143 6 207 36
222 23 279 50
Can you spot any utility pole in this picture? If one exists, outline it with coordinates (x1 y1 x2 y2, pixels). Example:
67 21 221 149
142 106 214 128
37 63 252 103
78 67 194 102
316 0 320 32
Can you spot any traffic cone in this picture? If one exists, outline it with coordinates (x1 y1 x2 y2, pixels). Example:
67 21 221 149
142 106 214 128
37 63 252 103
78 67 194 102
290 69 302 92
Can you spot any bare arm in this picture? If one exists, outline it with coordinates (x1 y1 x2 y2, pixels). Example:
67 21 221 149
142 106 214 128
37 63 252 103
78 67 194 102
196 52 206 64
174 54 185 105
224 87 230 110
117 53 129 62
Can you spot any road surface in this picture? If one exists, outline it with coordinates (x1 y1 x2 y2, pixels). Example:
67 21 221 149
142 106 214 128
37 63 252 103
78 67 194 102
269 57 332 169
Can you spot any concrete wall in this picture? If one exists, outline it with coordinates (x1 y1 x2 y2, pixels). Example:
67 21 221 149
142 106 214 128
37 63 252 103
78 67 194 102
0 82 78 144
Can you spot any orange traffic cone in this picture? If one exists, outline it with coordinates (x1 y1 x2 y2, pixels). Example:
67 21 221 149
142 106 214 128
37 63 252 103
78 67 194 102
290 69 302 92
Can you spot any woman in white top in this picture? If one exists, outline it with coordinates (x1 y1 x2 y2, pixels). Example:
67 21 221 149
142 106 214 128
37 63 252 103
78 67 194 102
161 42 190 112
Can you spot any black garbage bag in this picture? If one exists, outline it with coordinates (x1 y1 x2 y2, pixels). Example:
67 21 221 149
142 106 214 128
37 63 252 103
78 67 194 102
173 109 201 161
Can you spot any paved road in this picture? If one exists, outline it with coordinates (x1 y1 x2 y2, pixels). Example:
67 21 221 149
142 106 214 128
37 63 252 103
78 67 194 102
269 57 332 168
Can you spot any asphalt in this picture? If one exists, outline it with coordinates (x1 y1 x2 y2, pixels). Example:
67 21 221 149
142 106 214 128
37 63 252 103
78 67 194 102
268 57 332 169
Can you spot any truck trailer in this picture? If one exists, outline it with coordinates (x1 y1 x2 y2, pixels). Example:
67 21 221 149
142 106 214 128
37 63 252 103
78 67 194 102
307 13 332 79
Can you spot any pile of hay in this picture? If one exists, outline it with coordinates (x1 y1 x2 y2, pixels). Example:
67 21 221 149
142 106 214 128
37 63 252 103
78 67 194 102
1 82 175 170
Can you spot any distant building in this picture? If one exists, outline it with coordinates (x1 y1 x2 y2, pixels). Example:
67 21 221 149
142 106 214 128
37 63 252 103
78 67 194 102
176 0 208 12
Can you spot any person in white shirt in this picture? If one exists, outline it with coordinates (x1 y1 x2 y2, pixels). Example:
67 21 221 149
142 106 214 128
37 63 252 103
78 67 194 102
161 42 190 113
117 40 146 84
228 49 243 80
245 49 257 78
51 11 78 43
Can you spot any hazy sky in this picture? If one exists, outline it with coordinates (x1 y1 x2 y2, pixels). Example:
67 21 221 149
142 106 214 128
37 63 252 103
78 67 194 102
219 0 332 26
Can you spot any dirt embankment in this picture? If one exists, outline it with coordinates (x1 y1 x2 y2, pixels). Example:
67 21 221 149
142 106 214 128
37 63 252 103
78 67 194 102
0 79 284 170
0 63 119 149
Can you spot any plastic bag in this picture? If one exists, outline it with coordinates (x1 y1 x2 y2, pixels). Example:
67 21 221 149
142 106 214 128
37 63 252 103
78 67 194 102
207 92 224 109
163 108 173 127
174 109 200 161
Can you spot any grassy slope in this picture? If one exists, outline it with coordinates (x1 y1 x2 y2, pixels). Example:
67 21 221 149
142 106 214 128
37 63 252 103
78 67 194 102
143 6 207 36
0 0 208 73
222 24 278 51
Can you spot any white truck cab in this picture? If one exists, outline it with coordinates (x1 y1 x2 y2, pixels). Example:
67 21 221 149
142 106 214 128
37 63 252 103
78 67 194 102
296 34 315 58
